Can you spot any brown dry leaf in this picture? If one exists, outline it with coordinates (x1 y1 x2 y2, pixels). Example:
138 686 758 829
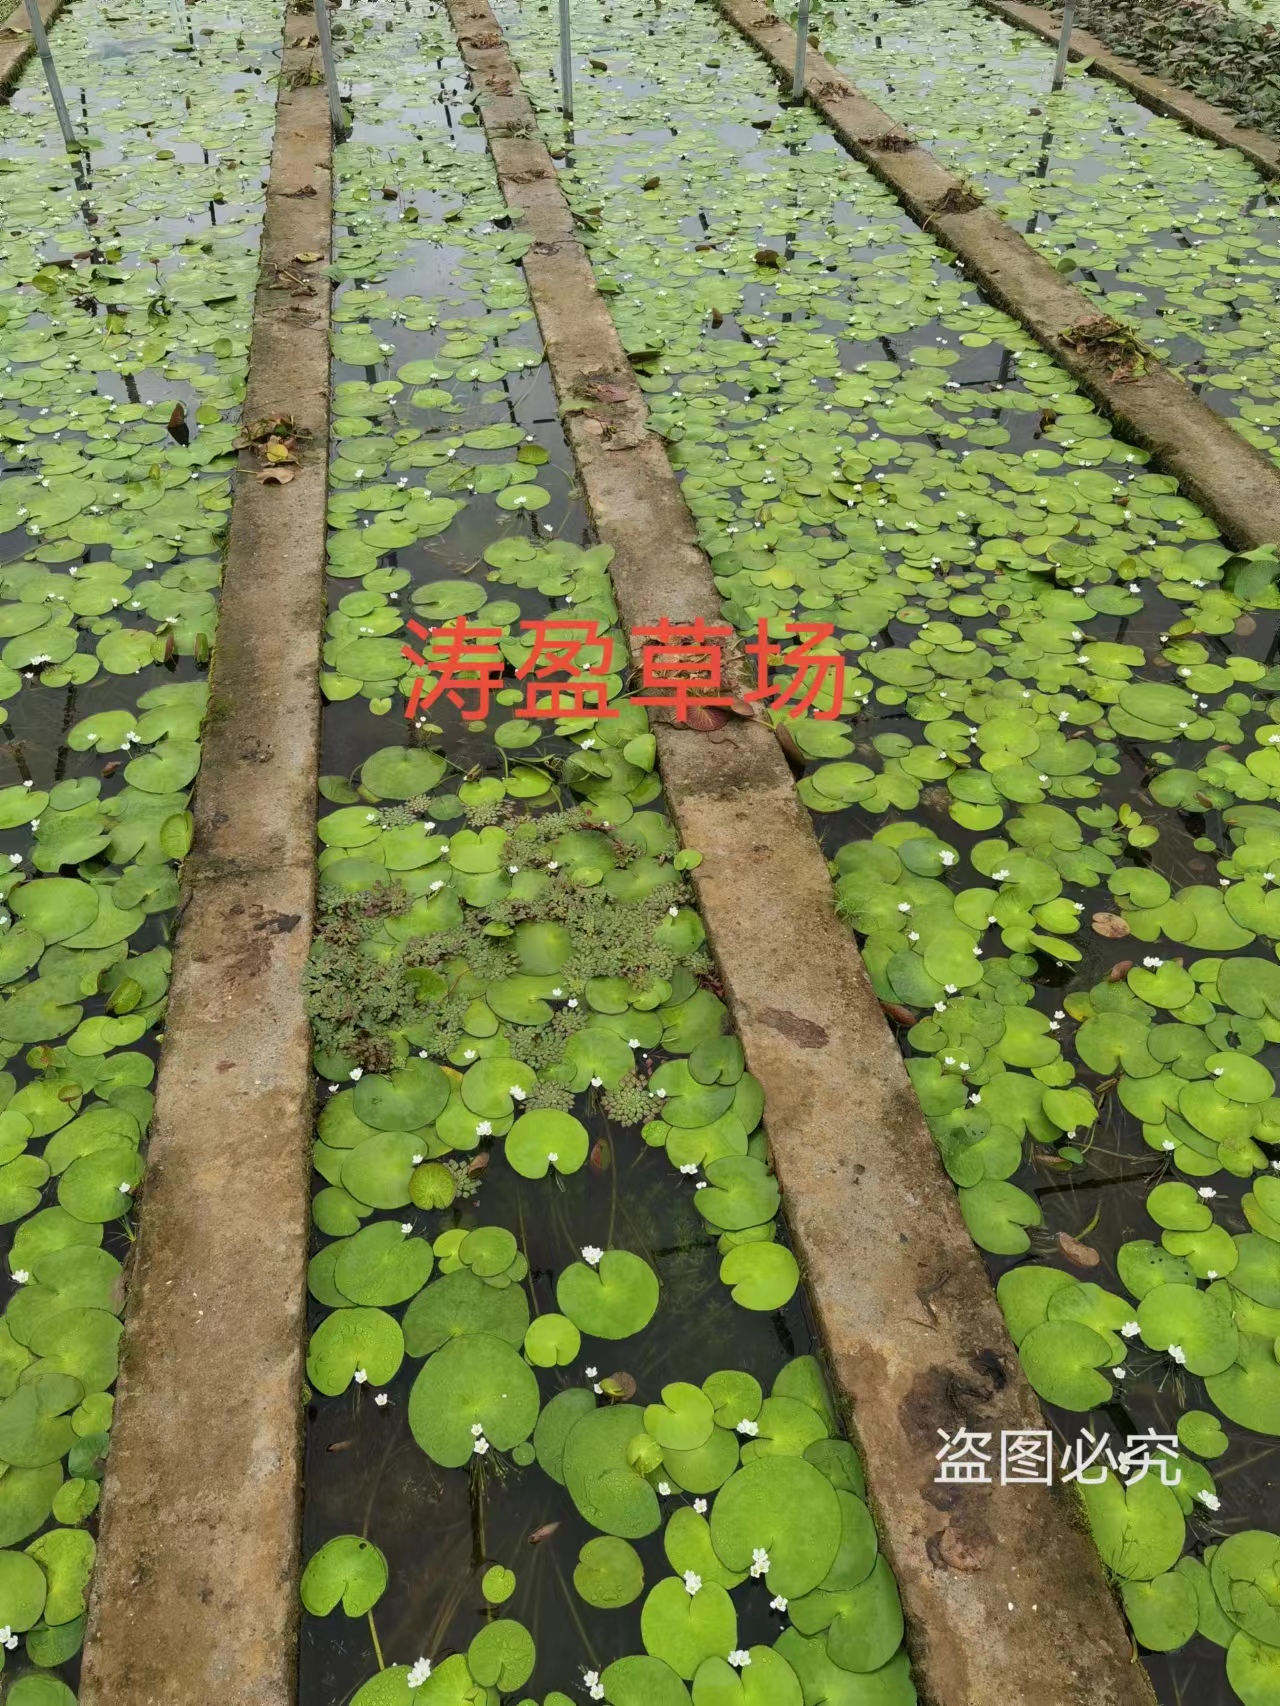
879 1000 918 1027
265 438 297 465
166 401 189 446
257 467 296 485
642 176 660 190
1057 1232 1101 1269
589 1138 611 1173
600 1372 637 1401
466 1152 489 1177
1091 912 1130 939
1108 959 1134 983
754 247 782 268
588 55 608 68
294 250 323 264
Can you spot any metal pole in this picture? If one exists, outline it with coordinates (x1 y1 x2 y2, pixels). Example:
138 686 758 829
23 0 79 155
558 0 573 120
1050 0 1075 91
314 0 347 139
792 0 811 98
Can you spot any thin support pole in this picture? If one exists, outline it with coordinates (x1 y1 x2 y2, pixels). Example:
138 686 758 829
558 0 573 120
314 0 347 140
1050 0 1075 91
792 0 811 98
23 0 79 155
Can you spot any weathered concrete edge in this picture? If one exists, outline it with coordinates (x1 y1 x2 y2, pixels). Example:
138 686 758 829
78 10 331 1705
446 4 1155 1703
714 0 1280 552
974 0 1280 180
0 0 66 99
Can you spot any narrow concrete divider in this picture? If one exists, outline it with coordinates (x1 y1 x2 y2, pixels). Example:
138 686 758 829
0 0 66 98
445 4 1157 1701
713 0 1280 553
77 7 331 1703
974 0 1280 180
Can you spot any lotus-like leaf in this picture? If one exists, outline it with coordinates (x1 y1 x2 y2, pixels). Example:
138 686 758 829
300 1534 388 1617
408 1333 539 1466
557 1250 659 1341
710 1457 841 1598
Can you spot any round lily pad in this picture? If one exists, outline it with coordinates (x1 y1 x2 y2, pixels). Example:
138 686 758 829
300 1534 388 1617
575 1536 645 1609
333 1222 434 1307
360 747 448 800
557 1250 659 1341
505 1110 589 1179
641 1575 737 1680
306 1307 403 1396
710 1457 841 1599
407 1333 539 1466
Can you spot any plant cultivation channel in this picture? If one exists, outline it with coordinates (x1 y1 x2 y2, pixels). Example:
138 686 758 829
0 0 283 1699
472 0 1280 1703
298 5 925 1706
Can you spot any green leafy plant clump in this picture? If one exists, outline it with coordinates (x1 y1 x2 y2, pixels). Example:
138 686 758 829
0 0 285 1692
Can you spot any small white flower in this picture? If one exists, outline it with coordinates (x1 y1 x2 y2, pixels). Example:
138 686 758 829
509 1085 527 1101
770 1595 788 1612
694 1497 708 1514
118 1181 132 1194
750 1547 770 1577
584 1672 605 1702
1163 1140 1176 1152
412 1153 425 1166
907 930 919 942
509 865 521 874
945 983 959 995
940 850 956 866
1207 1269 1219 1280
585 1367 598 1379
968 1093 981 1105
680 1163 699 1175
728 1651 752 1668
11 1267 27 1285
475 1121 492 1137
1169 1344 1187 1365
374 1392 389 1408
401 1222 414 1236
897 901 912 913
473 1435 490 1455
684 1570 702 1594
1197 1491 1221 1512
628 1038 641 1048
349 1067 364 1081
429 880 445 892
1121 1321 1141 1338
471 1423 485 1437
462 1048 476 1061
547 1152 559 1164
568 998 579 1008
737 1418 759 1436
353 1368 368 1384
407 1657 432 1688
590 1076 603 1087
0 1627 16 1651
548 860 560 871
1198 1186 1217 1199
992 868 1010 881
1112 1367 1126 1379
582 1245 604 1266
1143 957 1163 969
